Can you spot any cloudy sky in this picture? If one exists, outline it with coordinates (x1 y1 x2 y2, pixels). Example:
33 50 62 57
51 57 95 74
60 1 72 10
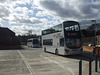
0 0 100 35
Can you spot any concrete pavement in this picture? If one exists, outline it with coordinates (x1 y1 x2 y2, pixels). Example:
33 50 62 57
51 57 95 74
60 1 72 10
0 46 100 75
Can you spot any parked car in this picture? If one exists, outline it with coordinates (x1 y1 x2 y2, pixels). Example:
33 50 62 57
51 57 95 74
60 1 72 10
88 44 94 47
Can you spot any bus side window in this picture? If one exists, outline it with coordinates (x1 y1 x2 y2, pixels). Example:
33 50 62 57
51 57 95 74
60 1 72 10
60 38 64 46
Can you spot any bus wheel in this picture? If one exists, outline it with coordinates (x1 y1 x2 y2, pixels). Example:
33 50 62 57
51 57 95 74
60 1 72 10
32 45 34 48
44 47 46 52
55 49 58 55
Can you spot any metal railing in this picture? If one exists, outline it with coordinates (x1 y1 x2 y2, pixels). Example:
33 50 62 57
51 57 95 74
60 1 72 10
79 48 100 75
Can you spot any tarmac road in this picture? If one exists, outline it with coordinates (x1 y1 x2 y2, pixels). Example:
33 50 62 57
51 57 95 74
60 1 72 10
0 46 100 75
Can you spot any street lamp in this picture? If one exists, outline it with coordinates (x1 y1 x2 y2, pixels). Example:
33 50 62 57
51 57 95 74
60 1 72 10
91 20 96 47
91 20 98 72
91 20 100 72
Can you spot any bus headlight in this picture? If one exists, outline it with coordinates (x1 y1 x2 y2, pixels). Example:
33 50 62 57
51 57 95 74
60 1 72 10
65 49 69 53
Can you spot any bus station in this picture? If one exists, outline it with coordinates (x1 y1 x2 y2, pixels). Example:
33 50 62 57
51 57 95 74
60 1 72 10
0 45 99 75
0 23 100 75
0 0 100 75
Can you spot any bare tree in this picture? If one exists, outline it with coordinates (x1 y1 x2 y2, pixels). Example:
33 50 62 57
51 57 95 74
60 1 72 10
27 30 32 36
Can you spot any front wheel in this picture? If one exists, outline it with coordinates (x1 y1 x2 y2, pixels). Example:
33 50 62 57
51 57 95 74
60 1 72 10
44 47 46 52
55 49 59 55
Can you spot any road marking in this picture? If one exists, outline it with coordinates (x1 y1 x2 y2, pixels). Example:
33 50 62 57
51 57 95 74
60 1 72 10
18 50 35 75
40 55 75 75
0 59 20 61
82 64 89 72
40 54 92 74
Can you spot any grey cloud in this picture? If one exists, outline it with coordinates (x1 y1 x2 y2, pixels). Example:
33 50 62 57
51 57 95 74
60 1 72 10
79 4 93 15
0 0 17 3
0 4 42 25
2 14 43 25
0 23 3 27
40 0 79 18
18 19 42 24
78 3 100 19
39 0 100 25
0 0 7 3
12 15 42 24
0 6 11 18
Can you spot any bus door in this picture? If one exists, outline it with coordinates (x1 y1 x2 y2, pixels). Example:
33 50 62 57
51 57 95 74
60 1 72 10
53 38 59 47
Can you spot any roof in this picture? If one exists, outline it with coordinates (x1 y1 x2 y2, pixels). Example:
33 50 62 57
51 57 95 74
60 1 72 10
0 27 15 37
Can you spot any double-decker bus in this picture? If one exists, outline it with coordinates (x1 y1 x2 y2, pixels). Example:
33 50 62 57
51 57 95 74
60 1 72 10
42 21 83 55
27 38 40 48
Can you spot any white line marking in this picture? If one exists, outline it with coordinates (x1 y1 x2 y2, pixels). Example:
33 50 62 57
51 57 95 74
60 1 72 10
18 50 35 75
40 55 75 75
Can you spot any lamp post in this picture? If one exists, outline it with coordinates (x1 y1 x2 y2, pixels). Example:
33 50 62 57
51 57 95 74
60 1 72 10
91 20 98 72
91 20 96 47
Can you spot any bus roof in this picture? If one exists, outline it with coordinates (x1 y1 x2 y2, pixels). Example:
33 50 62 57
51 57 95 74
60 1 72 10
63 21 79 23
27 38 38 40
42 21 78 31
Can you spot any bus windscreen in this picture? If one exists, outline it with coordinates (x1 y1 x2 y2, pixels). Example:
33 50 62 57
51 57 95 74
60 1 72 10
64 24 79 31
64 22 82 49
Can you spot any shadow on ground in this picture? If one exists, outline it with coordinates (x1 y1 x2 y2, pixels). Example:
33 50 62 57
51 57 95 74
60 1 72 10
62 51 95 61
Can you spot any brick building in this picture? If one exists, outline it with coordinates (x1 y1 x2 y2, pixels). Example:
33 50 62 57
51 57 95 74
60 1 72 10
0 27 21 49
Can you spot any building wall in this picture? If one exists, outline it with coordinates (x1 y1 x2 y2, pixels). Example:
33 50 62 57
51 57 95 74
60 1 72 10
0 27 15 37
0 27 21 49
97 35 100 45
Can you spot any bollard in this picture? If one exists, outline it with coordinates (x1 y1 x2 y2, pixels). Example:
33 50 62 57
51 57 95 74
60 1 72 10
98 48 99 58
95 55 98 72
79 60 82 75
93 48 95 56
99 60 100 68
89 60 92 75
97 48 100 68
